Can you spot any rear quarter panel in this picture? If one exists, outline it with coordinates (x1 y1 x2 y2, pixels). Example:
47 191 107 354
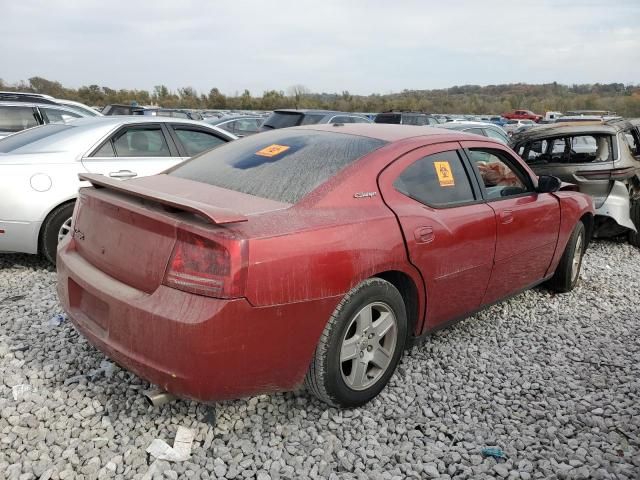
545 191 595 277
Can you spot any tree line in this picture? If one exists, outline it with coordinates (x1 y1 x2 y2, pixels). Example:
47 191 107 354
2 77 639 117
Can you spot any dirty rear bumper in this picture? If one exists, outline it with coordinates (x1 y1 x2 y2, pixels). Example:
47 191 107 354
56 242 340 402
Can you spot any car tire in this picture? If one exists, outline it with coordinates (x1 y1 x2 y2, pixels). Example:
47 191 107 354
547 221 586 293
40 202 75 266
305 278 407 408
628 200 640 248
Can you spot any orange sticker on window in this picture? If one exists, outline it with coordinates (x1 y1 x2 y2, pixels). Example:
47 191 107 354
434 161 455 187
256 144 290 157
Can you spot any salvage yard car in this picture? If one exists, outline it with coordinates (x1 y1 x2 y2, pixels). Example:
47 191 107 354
511 121 640 246
260 109 371 131
56 124 594 407
0 116 235 264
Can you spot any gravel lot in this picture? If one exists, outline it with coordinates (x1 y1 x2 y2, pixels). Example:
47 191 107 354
1 240 638 480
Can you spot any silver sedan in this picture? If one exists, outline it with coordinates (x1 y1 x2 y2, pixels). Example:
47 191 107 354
0 116 236 263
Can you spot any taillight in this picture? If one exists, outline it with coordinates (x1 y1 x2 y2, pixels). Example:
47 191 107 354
163 229 247 298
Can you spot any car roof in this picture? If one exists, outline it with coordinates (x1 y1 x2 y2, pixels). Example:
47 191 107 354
66 115 216 128
273 109 354 115
440 121 497 129
511 123 619 143
292 123 488 143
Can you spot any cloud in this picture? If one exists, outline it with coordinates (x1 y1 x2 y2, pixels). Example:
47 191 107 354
1 0 638 95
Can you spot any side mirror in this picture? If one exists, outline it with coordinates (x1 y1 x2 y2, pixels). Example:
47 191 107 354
537 175 561 193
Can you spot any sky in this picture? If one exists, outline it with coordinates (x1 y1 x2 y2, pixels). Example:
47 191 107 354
1 0 639 96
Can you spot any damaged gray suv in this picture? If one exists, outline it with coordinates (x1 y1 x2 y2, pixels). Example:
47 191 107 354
511 120 640 246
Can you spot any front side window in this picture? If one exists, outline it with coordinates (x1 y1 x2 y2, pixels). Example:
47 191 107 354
0 106 39 132
468 149 530 200
394 150 475 207
41 107 82 124
112 127 171 157
173 128 226 156
351 116 371 124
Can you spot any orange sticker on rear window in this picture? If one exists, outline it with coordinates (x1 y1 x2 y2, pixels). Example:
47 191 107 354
256 144 290 157
434 161 455 187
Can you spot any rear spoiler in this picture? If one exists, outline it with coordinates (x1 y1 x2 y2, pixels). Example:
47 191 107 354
79 173 248 225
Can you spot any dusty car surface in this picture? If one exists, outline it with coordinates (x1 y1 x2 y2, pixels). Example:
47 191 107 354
511 121 640 245
57 124 594 407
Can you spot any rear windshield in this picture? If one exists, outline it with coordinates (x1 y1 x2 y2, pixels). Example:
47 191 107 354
0 124 73 153
169 129 387 203
374 113 401 124
262 112 304 129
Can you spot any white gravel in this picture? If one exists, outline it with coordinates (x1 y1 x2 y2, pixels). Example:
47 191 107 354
1 240 639 479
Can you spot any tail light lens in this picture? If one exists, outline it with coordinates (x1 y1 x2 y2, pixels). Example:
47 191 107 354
163 229 247 298
577 167 637 181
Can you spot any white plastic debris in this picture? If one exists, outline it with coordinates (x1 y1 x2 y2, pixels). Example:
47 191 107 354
146 426 194 462
12 384 32 400
47 313 66 327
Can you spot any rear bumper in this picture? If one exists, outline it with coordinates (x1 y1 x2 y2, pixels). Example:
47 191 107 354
0 219 40 254
56 241 341 402
595 181 635 232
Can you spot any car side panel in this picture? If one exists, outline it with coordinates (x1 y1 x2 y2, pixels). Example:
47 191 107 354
545 191 595 277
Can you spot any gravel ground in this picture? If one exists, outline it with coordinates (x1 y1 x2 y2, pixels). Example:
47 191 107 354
0 240 639 480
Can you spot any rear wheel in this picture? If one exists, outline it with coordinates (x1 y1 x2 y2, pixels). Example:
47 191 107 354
305 278 407 408
40 202 75 265
547 221 586 293
628 200 640 248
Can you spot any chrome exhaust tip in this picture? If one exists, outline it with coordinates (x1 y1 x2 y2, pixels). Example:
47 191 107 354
143 389 176 407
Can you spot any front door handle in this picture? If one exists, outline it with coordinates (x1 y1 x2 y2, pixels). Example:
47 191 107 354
414 226 434 244
500 209 514 224
109 170 137 179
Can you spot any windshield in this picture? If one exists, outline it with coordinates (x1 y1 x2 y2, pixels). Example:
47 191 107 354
169 129 387 203
0 124 73 153
262 112 305 129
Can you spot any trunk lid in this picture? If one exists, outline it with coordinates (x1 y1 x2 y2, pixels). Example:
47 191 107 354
73 174 289 293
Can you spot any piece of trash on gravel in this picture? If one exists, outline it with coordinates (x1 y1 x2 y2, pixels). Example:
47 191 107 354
146 426 194 462
64 360 115 385
1 294 26 303
47 313 66 327
12 384 33 401
481 447 507 459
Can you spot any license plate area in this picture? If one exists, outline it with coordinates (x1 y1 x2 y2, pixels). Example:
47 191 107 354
68 278 110 338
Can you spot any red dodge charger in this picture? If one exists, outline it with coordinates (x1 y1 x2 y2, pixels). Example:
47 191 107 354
57 124 594 407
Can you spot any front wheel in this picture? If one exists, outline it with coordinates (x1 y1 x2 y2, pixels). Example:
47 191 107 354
40 202 75 265
305 278 407 408
547 221 586 293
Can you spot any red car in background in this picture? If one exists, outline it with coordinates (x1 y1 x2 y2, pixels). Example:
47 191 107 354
502 109 543 123
57 125 594 407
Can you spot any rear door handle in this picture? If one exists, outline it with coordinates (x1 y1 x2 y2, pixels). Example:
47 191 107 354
414 226 434 244
500 209 514 224
109 170 137 179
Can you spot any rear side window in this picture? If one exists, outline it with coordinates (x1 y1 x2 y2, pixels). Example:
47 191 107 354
41 107 82 124
169 130 387 203
0 105 39 133
520 135 612 164
0 124 71 153
173 128 226 156
394 150 475 207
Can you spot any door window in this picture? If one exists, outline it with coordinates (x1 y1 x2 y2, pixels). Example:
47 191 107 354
173 128 226 156
394 150 476 207
112 127 171 157
468 149 531 200
0 106 39 132
41 107 82 124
